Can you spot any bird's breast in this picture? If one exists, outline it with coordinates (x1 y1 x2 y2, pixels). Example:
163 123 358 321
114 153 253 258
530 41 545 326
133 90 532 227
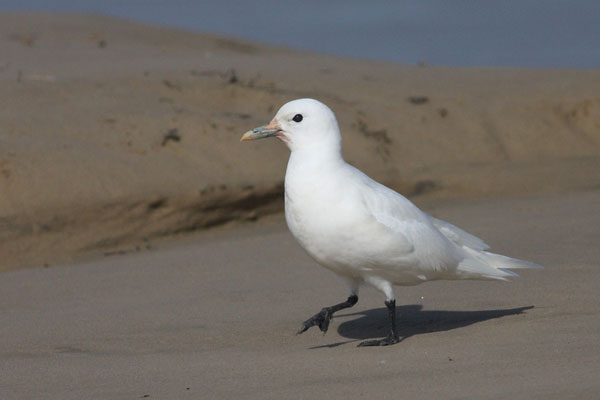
284 180 392 274
285 180 350 260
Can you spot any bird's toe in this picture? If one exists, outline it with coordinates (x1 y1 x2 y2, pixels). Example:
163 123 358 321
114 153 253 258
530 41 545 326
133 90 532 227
296 308 332 335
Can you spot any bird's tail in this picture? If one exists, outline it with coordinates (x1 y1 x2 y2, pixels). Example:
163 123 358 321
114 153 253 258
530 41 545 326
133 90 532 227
457 248 543 281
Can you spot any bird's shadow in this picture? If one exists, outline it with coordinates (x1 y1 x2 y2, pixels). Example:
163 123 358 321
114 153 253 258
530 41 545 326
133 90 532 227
310 304 534 349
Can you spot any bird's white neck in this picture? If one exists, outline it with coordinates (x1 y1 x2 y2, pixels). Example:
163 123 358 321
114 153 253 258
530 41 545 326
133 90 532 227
287 143 345 172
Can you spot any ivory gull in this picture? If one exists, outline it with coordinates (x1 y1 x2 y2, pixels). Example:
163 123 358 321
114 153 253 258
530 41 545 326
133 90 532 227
241 98 542 346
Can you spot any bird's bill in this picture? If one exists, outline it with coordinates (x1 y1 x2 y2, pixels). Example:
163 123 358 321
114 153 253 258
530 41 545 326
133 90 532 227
240 121 282 141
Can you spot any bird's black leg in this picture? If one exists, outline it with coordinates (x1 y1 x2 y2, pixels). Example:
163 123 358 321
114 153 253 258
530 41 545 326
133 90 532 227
297 294 358 335
357 299 400 347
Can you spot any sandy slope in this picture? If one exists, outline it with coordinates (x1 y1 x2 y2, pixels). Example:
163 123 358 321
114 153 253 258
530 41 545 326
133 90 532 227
1 190 599 399
1 13 600 270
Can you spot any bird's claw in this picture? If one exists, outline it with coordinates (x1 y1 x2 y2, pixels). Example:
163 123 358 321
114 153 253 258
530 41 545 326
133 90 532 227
297 308 332 335
357 333 400 347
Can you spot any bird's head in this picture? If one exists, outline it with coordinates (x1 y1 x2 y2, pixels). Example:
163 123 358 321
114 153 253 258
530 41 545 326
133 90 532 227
241 98 342 153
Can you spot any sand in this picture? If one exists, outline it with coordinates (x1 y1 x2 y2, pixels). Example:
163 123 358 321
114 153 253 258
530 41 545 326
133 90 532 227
1 13 599 270
2 190 599 399
1 12 600 398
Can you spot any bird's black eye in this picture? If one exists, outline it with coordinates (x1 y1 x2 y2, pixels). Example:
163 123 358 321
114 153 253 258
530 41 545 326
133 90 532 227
292 114 303 123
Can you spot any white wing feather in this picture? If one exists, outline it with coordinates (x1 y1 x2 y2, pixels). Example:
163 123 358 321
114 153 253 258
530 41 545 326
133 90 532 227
430 217 490 251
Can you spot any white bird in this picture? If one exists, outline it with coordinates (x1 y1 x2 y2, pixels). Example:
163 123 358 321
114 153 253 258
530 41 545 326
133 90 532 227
241 98 542 346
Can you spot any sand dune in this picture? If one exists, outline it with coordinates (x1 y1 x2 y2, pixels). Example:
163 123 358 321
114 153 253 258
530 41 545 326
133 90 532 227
1 13 599 270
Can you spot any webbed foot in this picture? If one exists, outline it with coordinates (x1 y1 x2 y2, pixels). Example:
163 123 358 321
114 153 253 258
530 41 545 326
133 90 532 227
297 308 333 334
296 294 358 335
357 333 400 347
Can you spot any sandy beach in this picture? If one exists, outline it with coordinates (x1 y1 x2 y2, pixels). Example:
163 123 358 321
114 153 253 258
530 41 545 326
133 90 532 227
1 12 600 399
2 190 599 399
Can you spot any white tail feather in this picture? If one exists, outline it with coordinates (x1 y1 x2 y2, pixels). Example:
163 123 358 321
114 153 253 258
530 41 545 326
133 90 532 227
457 248 543 281
478 251 544 270
457 258 519 281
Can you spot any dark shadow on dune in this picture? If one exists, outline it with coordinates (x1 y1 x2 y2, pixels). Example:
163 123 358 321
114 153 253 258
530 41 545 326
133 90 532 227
316 304 534 347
